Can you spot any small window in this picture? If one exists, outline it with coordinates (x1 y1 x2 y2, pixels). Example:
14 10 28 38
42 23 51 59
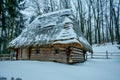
55 48 59 54
36 48 40 54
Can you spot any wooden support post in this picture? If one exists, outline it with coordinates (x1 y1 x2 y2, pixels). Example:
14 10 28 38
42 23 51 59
67 47 70 63
16 49 18 60
28 48 31 60
83 51 86 61
20 48 23 60
83 53 85 61
106 50 109 59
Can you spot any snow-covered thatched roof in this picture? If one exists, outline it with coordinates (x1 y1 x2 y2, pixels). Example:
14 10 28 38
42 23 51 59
9 9 93 53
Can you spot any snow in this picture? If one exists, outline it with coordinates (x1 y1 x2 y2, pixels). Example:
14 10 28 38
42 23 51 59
1 43 120 80
79 37 90 46
28 9 72 28
53 38 79 44
62 17 73 24
38 9 72 18
10 9 92 50
93 43 120 52
44 22 56 28
20 10 34 16
56 27 77 40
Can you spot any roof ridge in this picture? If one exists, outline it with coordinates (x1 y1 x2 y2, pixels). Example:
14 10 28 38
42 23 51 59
37 9 72 19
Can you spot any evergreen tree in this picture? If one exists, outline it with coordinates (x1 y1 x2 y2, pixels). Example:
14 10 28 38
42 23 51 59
0 0 25 54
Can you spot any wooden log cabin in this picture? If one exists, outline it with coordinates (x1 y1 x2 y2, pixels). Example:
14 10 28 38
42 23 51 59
8 9 93 63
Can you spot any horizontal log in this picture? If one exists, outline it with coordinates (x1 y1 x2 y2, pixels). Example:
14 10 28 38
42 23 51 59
49 58 66 60
72 59 84 62
71 56 84 59
70 53 83 56
59 47 66 50
70 56 84 58
72 59 84 61
59 51 66 54
70 47 83 52
54 59 67 63
71 54 84 58
71 58 84 62
59 50 66 52
54 56 67 59
71 57 84 59
54 51 66 54
72 50 84 54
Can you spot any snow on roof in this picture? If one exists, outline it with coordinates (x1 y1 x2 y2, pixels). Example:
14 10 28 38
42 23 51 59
53 38 80 44
43 22 56 28
79 37 93 52
38 9 72 18
56 27 77 40
27 9 73 28
62 17 73 24
9 9 92 52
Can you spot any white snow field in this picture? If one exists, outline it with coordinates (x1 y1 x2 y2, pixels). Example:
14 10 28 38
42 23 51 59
0 43 120 80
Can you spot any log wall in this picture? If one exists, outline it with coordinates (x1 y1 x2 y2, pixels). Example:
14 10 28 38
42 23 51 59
18 48 29 60
18 49 22 60
30 47 54 61
69 47 85 63
30 47 67 63
54 47 67 63
17 46 86 63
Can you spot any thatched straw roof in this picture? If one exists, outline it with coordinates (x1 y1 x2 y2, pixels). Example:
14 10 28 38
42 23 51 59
9 9 93 53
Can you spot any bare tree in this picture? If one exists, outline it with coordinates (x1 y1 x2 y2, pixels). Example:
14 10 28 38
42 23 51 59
86 0 92 45
31 0 42 15
112 0 120 43
59 0 71 9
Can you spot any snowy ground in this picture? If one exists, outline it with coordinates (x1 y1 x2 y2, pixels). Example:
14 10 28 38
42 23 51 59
0 43 120 80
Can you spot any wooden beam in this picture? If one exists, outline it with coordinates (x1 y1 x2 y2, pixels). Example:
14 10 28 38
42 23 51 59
72 50 83 55
20 48 23 59
16 49 18 60
28 48 31 60
70 46 83 52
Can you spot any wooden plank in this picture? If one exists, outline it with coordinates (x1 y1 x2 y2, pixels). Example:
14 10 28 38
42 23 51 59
70 54 83 56
71 58 84 61
72 58 84 61
71 57 84 60
71 48 83 52
70 55 84 57
72 59 84 62
71 56 84 58
72 50 83 54
71 57 84 59
60 50 66 52
59 51 66 54
59 47 66 50
70 47 83 52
